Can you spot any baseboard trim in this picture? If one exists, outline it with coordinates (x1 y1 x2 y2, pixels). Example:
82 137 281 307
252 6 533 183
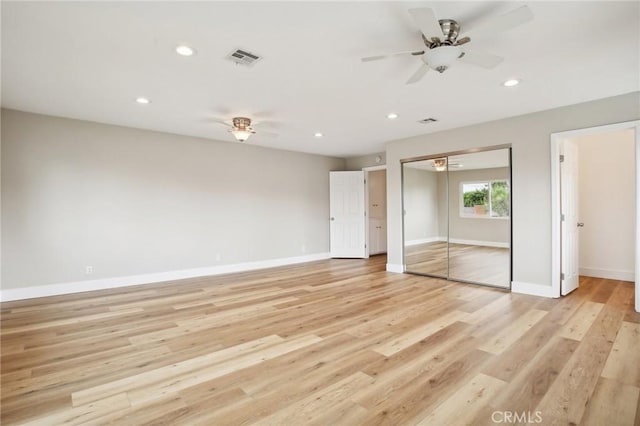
449 238 509 248
405 237 508 248
511 281 556 298
404 237 443 246
386 263 405 273
0 252 331 302
579 267 635 282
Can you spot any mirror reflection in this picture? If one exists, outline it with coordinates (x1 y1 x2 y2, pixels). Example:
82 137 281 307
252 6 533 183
402 158 448 278
402 149 511 288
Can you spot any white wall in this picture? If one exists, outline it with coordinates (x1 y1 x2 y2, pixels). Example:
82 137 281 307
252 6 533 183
386 92 640 292
1 109 345 291
402 167 439 242
576 129 635 281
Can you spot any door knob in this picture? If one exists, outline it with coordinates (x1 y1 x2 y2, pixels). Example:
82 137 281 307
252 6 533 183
330 217 335 221
577 222 584 227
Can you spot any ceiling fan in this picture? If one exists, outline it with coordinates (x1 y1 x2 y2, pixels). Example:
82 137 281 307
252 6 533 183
432 158 462 171
213 117 277 142
362 5 534 84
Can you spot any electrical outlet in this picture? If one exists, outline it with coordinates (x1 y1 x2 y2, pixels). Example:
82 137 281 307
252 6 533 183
85 266 93 275
301 244 306 253
215 253 221 262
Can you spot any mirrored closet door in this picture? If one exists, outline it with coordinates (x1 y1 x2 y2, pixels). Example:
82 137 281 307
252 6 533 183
402 147 511 289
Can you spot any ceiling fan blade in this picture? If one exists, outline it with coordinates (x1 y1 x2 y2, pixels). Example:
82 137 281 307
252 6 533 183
252 119 280 129
460 49 503 69
362 55 391 62
408 7 443 38
361 50 424 62
212 119 232 128
258 130 279 137
406 64 429 85
463 5 533 39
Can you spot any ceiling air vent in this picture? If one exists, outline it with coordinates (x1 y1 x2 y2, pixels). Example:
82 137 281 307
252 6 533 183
226 49 262 66
418 118 438 124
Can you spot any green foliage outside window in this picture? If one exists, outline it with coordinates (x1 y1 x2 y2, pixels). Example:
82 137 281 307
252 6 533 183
490 181 510 217
461 180 509 218
463 187 488 208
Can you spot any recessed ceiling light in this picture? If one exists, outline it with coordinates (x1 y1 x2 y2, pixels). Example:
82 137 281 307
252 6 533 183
176 45 195 56
387 113 398 120
135 97 150 104
503 79 520 87
314 132 323 138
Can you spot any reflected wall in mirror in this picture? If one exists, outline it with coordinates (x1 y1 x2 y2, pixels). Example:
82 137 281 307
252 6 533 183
402 158 448 277
402 148 511 289
447 150 510 288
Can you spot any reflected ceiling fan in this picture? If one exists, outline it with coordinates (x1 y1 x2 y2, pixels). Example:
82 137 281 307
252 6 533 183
213 117 277 142
432 158 463 171
362 5 533 84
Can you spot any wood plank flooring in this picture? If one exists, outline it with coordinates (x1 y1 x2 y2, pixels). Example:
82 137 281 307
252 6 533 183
1 256 639 425
405 242 510 288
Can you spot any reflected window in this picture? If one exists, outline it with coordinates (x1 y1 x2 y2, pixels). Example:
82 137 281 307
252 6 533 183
460 180 510 218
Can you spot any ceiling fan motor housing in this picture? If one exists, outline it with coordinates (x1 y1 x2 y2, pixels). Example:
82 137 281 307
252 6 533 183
438 19 460 44
232 117 252 130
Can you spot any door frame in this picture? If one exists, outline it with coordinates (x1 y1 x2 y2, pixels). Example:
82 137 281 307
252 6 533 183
550 120 640 311
362 165 387 258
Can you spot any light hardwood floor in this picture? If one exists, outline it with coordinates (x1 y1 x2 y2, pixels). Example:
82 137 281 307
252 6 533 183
1 256 639 425
405 242 510 287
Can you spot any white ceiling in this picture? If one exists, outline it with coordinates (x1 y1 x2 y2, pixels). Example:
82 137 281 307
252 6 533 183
2 1 638 158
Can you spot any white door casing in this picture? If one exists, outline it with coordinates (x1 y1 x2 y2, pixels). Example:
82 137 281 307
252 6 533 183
560 139 580 295
330 171 366 258
551 120 638 310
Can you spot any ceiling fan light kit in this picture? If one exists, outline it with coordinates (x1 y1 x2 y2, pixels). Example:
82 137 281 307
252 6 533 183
423 45 462 73
231 129 252 142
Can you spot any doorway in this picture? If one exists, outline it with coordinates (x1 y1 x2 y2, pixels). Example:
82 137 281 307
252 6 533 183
551 120 640 312
401 146 512 289
329 167 388 259
365 167 387 256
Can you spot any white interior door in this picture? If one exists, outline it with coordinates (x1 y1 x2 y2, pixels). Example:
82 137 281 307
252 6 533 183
561 139 580 295
330 171 366 258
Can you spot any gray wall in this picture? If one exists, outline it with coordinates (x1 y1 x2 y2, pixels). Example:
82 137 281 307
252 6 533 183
386 92 640 288
447 167 510 244
345 152 385 170
402 167 439 242
437 173 447 238
1 109 345 289
404 167 509 244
